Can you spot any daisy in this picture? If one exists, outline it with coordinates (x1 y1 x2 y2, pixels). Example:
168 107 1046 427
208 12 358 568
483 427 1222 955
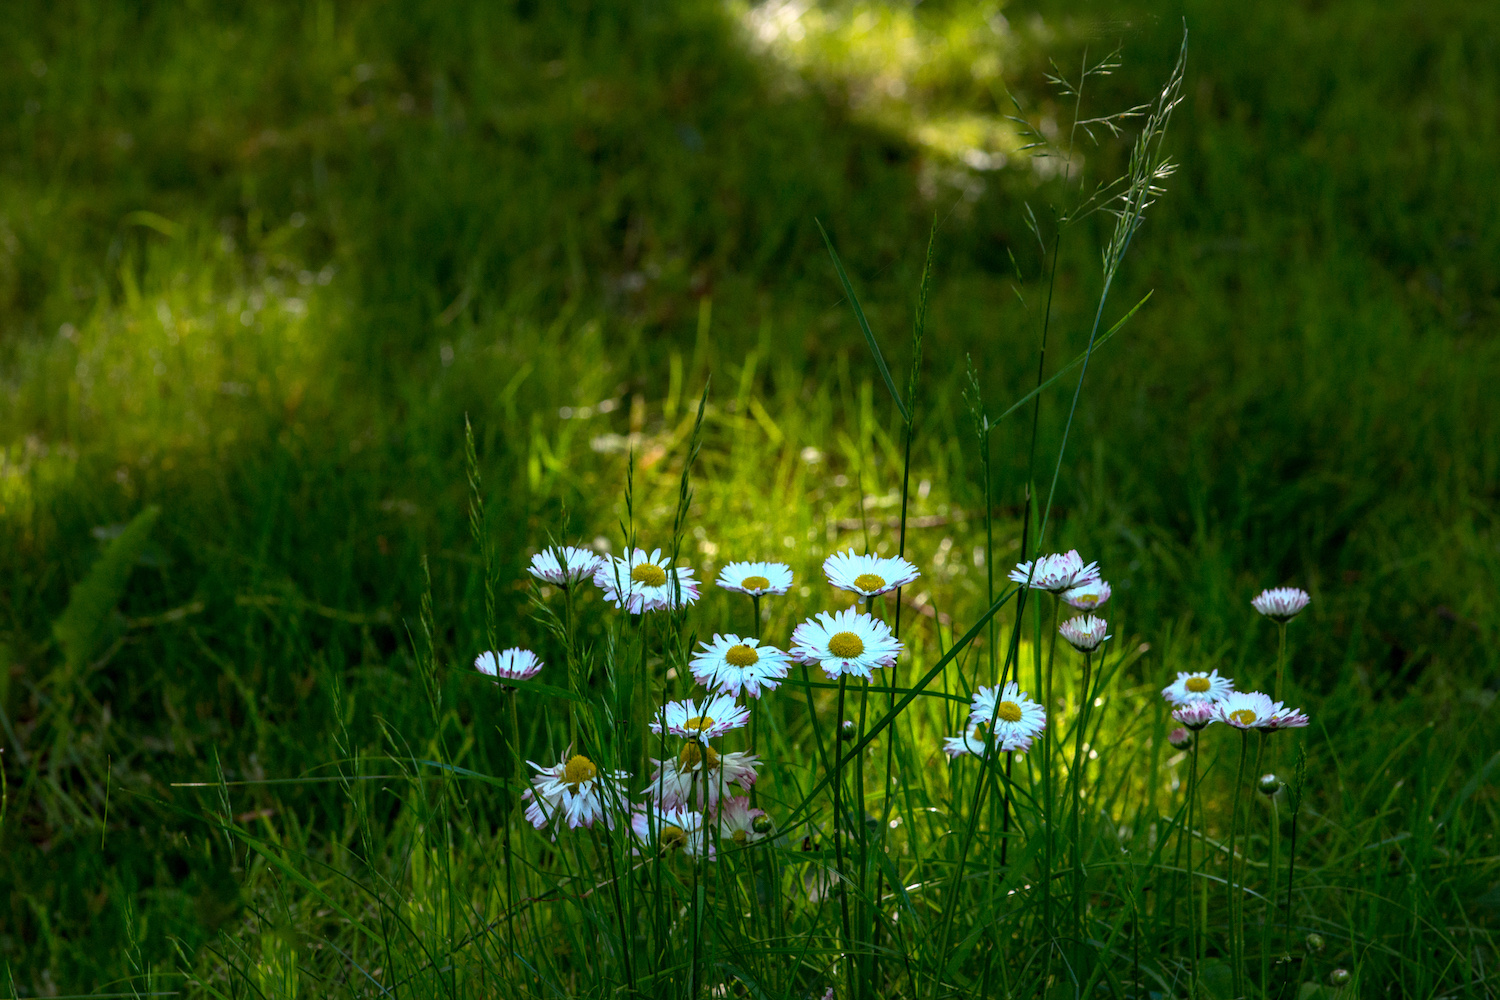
717 561 794 597
473 647 543 685
1008 550 1100 594
822 549 920 599
523 751 626 832
1161 669 1235 706
789 608 903 680
1252 587 1311 623
650 693 750 740
631 807 710 857
646 744 760 811
594 548 700 613
1172 702 1218 731
527 546 603 587
1214 691 1310 731
690 634 790 698
942 724 1035 758
1061 579 1112 611
1168 727 1194 750
1059 615 1111 653
968 682 1047 747
718 796 770 846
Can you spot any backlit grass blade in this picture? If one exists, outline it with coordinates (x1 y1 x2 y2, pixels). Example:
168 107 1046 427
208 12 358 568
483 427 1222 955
817 219 910 425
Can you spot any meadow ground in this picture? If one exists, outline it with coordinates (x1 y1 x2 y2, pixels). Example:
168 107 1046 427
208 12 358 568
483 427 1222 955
0 0 1497 995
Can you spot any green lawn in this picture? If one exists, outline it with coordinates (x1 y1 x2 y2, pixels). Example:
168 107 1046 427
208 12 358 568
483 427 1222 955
1 0 1496 994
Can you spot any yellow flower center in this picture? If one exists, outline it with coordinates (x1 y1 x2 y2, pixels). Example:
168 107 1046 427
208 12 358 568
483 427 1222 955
660 825 688 851
732 829 748 844
1185 676 1212 693
742 575 770 590
725 644 759 667
1074 595 1099 607
683 715 715 732
563 754 597 789
853 573 887 592
996 701 1023 723
631 562 668 587
677 743 721 770
1230 709 1258 727
828 631 865 658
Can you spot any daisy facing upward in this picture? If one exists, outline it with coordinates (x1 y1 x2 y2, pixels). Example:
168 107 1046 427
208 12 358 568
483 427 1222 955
789 608 903 680
524 750 627 832
690 634 790 698
1162 668 1235 706
594 547 700 614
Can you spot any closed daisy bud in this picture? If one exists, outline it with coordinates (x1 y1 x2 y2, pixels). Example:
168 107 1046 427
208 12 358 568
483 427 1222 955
1252 587 1311 623
839 720 856 741
752 813 773 835
1168 727 1194 750
1328 969 1350 987
1306 933 1326 953
1008 550 1100 594
1172 702 1218 731
1258 773 1282 796
1058 614 1110 653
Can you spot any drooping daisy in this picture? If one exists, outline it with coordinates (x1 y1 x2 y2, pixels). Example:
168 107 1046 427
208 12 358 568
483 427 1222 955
690 634 791 698
646 744 760 811
523 751 627 832
1168 727 1194 750
650 693 750 740
789 608 903 680
1252 587 1311 623
717 561 794 597
822 549 920 599
1008 550 1101 594
968 682 1048 747
594 548 700 613
1061 579 1112 611
718 796 770 847
1214 691 1310 732
527 546 604 587
631 806 710 857
474 647 544 685
942 724 1035 758
1059 615 1111 653
1161 669 1235 706
1172 702 1218 731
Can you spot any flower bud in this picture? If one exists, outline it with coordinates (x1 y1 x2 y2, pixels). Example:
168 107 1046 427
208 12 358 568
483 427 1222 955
840 720 856 741
1258 773 1282 797
1305 932 1325 952
1328 968 1350 987
752 814 773 835
1168 727 1194 750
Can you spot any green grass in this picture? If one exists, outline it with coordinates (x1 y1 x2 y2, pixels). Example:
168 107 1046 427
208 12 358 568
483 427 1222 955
0 0 1497 994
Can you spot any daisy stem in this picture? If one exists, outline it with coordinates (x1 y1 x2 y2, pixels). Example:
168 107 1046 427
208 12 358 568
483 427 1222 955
750 594 761 641
564 583 578 749
1227 728 1249 998
1275 621 1287 703
504 687 523 972
831 672 855 999
1042 592 1061 937
1070 650 1093 973
1262 740 1279 1000
1187 737 1201 999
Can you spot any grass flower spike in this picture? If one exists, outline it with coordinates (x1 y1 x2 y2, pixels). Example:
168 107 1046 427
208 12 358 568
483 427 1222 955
1252 586 1311 623
1061 579 1112 610
1172 701 1219 731
651 693 750 740
718 796 769 846
1008 549 1101 593
1214 691 1310 731
968 681 1047 747
822 549 920 598
523 751 626 831
717 561 793 596
1059 614 1111 652
647 745 760 810
474 647 543 685
1162 669 1235 706
690 634 790 698
527 545 604 586
790 608 903 680
594 547 700 613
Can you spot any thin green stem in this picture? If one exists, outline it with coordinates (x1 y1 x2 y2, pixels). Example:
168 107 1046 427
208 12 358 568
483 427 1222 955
1041 593 1061 938
831 673 854 999
1228 729 1250 998
1263 754 1280 999
1188 737 1201 999
1070 650 1094 972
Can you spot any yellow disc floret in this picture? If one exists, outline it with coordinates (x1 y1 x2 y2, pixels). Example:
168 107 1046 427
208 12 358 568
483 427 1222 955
742 575 770 590
660 825 688 852
996 701 1023 723
631 562 668 587
828 631 865 658
853 573 887 593
1230 709 1258 727
683 715 715 732
677 742 721 770
563 754 598 789
725 644 760 667
1185 676 1211 693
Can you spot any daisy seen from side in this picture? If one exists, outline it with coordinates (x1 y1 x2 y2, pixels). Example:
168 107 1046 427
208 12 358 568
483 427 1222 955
650 693 750 740
822 549 920 599
717 561 794 597
528 546 604 587
968 681 1047 748
1252 587 1311 623
523 751 627 832
1059 615 1111 652
1061 579 1112 610
1162 669 1235 706
1214 691 1310 732
646 744 760 811
1008 550 1100 594
473 648 543 685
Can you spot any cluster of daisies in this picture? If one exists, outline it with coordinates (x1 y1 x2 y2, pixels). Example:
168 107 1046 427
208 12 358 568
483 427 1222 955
1163 587 1313 746
486 545 923 855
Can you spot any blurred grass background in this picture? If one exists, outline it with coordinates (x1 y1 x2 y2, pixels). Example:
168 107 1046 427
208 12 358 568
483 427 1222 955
0 0 1496 989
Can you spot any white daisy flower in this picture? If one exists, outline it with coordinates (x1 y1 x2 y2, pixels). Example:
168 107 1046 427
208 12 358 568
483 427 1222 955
1213 691 1310 731
1058 614 1111 652
594 547 700 613
527 546 604 586
1061 579 1112 610
1252 587 1311 623
650 693 750 740
1007 550 1101 594
523 752 627 832
789 608 903 680
631 806 711 857
474 647 544 685
1161 669 1235 706
717 796 769 846
822 549 921 599
1172 702 1219 731
968 682 1047 747
690 634 791 698
942 724 1036 758
717 561 794 597
646 745 760 811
